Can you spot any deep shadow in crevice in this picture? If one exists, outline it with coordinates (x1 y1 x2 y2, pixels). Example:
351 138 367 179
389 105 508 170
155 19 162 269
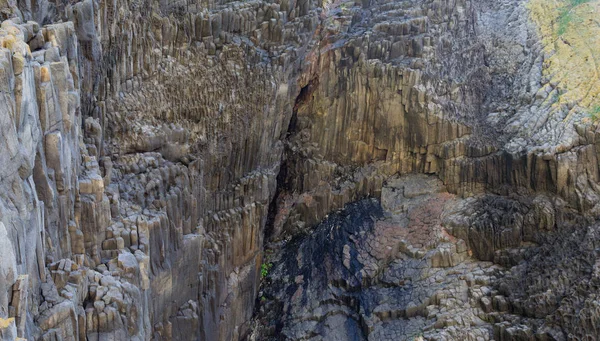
264 77 319 241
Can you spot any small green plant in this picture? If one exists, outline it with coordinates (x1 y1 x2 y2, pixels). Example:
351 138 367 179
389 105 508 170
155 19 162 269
260 263 273 278
557 0 591 36
588 105 600 120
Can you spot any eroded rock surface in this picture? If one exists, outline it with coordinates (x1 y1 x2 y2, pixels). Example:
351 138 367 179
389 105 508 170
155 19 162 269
252 175 600 340
1 0 600 339
0 0 323 338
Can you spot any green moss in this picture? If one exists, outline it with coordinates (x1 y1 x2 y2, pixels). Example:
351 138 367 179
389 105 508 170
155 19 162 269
557 0 592 36
260 262 273 278
589 105 600 120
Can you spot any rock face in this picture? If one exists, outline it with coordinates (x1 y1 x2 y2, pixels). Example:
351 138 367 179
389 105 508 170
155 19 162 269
252 176 599 340
254 178 489 340
0 0 600 339
0 0 322 339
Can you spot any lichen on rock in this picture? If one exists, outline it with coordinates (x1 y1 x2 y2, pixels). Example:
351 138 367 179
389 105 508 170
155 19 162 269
529 0 600 119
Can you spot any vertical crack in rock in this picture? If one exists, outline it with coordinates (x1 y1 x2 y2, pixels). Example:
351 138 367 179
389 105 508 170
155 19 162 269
266 77 319 241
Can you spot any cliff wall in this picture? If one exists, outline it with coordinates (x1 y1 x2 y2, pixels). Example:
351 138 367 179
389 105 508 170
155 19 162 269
0 0 599 340
0 0 321 338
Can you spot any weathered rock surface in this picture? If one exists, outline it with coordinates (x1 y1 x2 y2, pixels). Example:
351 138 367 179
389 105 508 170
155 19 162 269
252 175 600 340
0 0 323 338
254 0 600 338
271 0 600 239
1 0 600 339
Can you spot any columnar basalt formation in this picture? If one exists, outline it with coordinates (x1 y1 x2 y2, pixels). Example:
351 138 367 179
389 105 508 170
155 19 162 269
1 0 600 340
253 0 600 339
271 0 600 237
0 0 323 338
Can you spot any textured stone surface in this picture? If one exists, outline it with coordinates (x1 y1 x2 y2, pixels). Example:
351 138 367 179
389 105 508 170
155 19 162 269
1 0 600 339
251 176 600 340
0 0 322 338
253 181 498 340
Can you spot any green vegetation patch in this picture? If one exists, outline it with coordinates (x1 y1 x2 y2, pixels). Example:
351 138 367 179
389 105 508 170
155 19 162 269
557 0 592 36
588 105 600 120
260 262 273 278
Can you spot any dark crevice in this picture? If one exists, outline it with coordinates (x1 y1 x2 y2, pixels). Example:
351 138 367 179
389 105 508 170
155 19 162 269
264 78 319 241
293 77 319 115
264 159 289 241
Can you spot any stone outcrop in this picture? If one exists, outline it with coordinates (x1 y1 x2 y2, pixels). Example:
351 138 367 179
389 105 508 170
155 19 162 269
252 175 600 340
253 177 495 340
270 0 600 239
0 0 323 338
1 0 600 339
254 0 600 339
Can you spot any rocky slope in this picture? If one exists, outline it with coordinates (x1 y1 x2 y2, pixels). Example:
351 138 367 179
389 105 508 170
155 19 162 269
252 0 600 339
0 0 600 340
252 175 599 340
